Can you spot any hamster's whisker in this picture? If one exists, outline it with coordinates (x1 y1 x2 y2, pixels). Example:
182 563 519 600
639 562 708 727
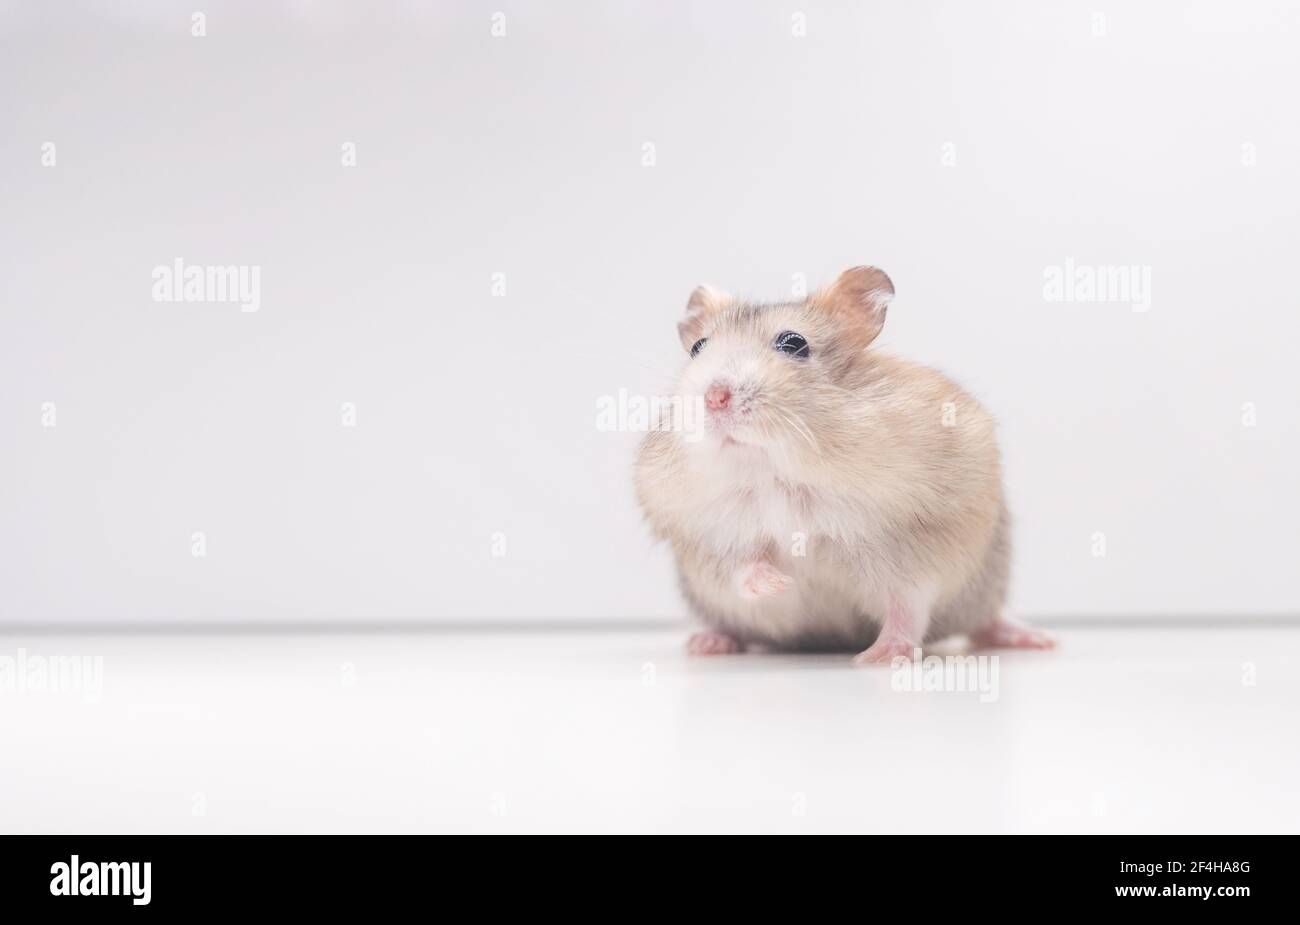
774 410 813 450
764 400 816 452
768 405 819 453
784 409 820 452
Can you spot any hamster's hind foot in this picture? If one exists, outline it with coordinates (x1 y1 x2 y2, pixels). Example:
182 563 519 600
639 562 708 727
686 631 744 656
852 639 918 667
970 619 1055 651
852 593 930 666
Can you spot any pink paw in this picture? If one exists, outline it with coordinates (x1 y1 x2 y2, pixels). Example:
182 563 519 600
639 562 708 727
737 561 794 601
971 620 1055 650
852 638 920 667
686 631 743 656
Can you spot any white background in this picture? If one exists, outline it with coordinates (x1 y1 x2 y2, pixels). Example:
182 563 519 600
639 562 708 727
2 0 1297 624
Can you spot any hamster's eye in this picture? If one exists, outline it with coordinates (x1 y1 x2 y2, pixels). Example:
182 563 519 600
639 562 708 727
774 331 810 359
690 338 708 357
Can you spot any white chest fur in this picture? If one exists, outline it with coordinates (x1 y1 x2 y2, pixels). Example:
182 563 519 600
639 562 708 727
684 442 876 557
678 445 890 645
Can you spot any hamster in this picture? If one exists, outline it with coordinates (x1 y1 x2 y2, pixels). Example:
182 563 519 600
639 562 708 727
635 266 1054 664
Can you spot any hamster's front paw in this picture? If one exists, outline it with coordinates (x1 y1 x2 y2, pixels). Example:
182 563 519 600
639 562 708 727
736 560 794 601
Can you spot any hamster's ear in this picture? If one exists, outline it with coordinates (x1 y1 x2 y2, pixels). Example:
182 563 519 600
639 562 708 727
816 266 894 347
677 284 733 351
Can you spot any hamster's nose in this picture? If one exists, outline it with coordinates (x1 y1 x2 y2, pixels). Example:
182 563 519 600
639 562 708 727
705 382 732 412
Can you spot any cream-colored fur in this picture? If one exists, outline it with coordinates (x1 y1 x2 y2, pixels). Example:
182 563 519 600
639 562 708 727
635 267 1011 652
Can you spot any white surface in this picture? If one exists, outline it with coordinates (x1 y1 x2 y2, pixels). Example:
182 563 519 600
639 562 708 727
2 626 1297 833
2 2 1300 625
